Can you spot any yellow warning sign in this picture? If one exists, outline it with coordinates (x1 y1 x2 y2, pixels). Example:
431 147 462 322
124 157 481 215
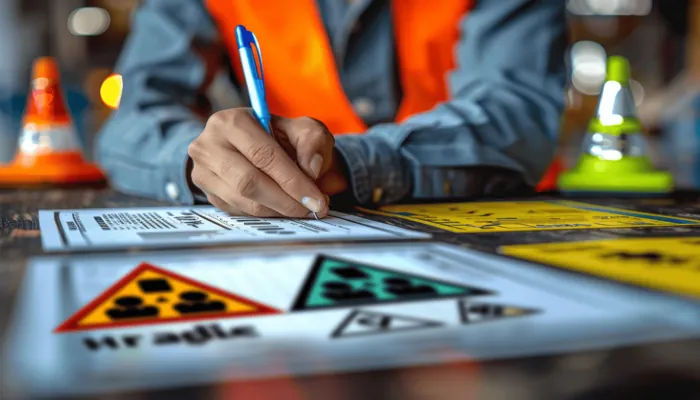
55 263 279 332
501 237 700 298
359 200 700 233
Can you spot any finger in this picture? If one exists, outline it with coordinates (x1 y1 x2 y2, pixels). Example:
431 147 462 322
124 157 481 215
207 194 284 218
191 166 282 217
273 116 334 180
227 115 328 215
207 146 316 218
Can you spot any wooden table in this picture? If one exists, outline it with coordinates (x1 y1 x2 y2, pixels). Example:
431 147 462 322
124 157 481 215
1 188 700 400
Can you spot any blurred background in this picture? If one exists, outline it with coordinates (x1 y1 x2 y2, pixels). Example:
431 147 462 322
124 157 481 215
0 0 699 188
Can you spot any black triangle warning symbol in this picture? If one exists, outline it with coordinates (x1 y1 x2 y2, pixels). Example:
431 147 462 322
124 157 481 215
331 309 442 338
458 299 539 324
293 255 492 312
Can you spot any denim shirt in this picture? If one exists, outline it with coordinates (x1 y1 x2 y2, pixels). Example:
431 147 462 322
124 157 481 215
96 0 568 206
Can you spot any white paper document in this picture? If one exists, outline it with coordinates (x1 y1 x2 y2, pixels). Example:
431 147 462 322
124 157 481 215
5 243 700 397
39 206 428 251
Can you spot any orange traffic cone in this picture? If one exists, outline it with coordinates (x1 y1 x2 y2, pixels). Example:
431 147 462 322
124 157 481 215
0 57 105 186
536 155 563 192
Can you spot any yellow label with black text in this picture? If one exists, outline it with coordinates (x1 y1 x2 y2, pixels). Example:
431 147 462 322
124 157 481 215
501 237 700 298
359 201 700 233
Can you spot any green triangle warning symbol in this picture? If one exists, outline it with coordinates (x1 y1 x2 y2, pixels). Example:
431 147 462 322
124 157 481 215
291 255 492 311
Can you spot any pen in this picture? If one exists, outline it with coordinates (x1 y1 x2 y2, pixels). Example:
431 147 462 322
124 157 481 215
235 25 319 220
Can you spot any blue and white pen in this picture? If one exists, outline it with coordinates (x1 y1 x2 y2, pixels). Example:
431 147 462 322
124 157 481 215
235 25 273 133
235 25 319 220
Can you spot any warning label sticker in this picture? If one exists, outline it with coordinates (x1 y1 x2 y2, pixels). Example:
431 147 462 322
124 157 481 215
55 263 280 332
291 255 491 311
331 309 443 338
500 237 700 298
458 299 539 325
359 200 700 233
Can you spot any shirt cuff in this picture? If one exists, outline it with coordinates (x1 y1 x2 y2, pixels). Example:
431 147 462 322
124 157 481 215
334 134 411 206
163 120 205 205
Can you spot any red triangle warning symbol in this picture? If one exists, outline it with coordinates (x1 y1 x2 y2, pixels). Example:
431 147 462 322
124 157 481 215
55 263 280 333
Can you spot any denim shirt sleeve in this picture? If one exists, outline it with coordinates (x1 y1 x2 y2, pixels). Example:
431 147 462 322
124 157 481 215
334 0 568 205
95 0 220 205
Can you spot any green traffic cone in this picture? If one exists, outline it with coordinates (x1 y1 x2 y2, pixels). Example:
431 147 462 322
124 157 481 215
558 56 673 195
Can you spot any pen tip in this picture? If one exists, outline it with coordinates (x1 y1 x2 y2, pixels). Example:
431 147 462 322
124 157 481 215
313 212 319 220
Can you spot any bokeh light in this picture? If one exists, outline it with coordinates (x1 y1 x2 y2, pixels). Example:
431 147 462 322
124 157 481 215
68 7 111 36
571 41 608 96
567 0 652 16
100 74 122 109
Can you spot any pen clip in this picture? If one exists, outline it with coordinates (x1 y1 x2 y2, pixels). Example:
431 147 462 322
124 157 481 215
249 32 264 85
236 26 265 86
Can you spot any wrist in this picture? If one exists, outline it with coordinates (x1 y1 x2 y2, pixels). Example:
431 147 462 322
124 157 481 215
331 148 351 185
324 147 356 207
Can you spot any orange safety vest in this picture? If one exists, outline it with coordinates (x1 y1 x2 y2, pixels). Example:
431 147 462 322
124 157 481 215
205 0 557 190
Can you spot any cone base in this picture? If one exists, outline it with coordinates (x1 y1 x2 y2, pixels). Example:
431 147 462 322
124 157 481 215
559 190 670 198
0 152 106 186
558 171 673 193
558 154 673 193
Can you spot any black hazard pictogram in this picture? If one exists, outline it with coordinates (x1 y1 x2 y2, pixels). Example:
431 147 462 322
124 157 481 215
106 296 159 321
174 291 226 315
138 278 173 293
105 277 176 321
599 251 688 265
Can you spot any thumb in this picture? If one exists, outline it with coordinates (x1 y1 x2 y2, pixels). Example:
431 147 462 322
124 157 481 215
272 116 334 180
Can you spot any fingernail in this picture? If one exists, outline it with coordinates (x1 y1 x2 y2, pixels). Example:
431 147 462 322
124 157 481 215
309 154 323 179
301 196 323 213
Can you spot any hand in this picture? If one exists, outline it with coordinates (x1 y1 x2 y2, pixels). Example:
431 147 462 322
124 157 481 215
188 108 349 218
